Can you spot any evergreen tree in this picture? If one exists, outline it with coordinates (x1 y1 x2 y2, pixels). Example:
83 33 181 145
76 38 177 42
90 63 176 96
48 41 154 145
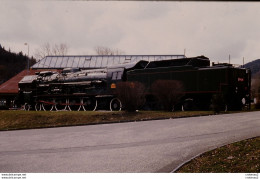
0 46 36 85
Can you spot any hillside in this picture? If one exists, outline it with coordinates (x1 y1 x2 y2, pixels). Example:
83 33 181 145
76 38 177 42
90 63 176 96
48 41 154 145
0 45 36 85
244 59 260 76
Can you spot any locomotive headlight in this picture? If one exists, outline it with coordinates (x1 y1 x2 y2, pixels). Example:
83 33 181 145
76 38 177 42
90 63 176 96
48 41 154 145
111 83 116 89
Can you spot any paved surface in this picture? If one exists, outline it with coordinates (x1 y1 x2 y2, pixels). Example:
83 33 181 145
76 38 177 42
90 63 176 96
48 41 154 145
0 111 259 173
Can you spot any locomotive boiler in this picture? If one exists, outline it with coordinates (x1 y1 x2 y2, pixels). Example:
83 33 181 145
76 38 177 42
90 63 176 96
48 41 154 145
17 56 251 111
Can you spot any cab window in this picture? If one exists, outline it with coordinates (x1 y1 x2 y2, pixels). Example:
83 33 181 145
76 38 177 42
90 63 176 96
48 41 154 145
112 71 123 80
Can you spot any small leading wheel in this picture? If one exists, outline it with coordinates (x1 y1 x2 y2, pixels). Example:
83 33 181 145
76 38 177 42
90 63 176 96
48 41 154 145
110 98 122 111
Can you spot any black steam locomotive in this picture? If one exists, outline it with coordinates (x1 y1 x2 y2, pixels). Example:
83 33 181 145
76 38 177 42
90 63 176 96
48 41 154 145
18 56 251 111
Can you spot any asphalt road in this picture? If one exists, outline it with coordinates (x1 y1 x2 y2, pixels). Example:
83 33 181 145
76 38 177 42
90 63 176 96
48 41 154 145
0 111 259 173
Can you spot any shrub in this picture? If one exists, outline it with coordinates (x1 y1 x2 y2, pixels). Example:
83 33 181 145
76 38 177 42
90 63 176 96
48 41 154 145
254 85 260 109
210 94 226 113
151 80 184 111
116 81 146 112
251 76 260 109
255 100 260 109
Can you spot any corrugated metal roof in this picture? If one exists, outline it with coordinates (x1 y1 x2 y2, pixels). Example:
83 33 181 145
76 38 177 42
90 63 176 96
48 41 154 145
32 55 186 69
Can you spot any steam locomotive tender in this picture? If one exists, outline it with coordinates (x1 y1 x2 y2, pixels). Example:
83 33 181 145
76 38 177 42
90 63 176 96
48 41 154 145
18 56 251 111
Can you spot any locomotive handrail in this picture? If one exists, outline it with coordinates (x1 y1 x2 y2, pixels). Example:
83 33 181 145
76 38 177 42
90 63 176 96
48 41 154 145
39 100 55 105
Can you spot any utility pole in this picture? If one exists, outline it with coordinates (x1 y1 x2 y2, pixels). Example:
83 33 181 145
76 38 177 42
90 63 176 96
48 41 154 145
229 54 231 64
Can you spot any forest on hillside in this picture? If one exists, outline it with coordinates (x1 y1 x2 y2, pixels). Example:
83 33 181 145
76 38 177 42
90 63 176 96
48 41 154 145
244 59 260 76
0 45 36 84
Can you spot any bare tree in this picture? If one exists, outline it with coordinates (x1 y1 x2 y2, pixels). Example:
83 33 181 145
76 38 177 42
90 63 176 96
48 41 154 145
34 43 69 60
94 46 125 55
52 43 68 56
116 81 146 112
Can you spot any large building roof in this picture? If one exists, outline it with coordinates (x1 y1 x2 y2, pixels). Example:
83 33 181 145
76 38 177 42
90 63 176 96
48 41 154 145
32 55 186 69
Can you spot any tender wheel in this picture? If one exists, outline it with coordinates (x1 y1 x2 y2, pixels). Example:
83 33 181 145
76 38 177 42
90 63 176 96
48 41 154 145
110 98 122 111
222 104 228 112
83 98 97 111
210 94 227 112
182 99 194 111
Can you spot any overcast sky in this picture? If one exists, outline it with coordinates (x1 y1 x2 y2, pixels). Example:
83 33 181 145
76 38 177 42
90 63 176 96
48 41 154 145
1 1 260 64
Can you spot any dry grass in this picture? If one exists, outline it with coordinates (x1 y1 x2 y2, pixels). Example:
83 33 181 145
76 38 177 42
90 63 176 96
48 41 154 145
0 110 214 131
176 137 260 173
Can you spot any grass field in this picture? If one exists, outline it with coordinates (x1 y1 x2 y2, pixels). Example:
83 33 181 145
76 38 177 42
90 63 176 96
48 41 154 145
0 110 214 131
176 137 260 173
